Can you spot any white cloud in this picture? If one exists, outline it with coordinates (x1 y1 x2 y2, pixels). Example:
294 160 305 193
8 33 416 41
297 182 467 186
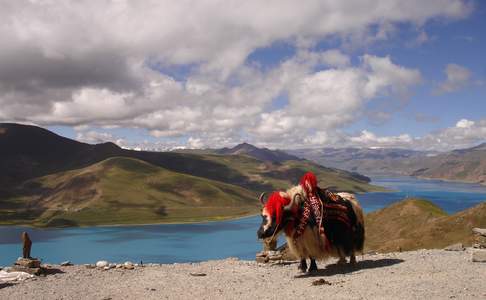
320 50 351 67
0 0 472 149
456 118 475 128
435 63 472 94
76 130 125 146
331 118 486 151
254 54 421 143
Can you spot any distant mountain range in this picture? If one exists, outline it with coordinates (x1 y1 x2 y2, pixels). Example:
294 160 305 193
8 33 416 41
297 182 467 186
0 123 380 226
288 144 486 186
216 142 300 163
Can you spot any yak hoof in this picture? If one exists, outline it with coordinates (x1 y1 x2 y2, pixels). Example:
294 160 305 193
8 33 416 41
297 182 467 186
337 258 347 265
308 260 318 273
298 260 308 273
349 255 357 265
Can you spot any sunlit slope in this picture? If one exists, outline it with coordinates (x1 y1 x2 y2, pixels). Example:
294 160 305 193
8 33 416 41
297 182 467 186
0 157 259 226
201 154 384 193
366 198 486 252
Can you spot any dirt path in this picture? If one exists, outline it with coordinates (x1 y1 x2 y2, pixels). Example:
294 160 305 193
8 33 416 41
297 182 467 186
1 249 485 299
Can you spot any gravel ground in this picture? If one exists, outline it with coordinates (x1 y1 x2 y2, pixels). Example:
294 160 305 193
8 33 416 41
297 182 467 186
0 249 485 300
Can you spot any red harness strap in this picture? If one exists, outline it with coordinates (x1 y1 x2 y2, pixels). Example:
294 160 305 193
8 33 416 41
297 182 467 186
293 192 331 251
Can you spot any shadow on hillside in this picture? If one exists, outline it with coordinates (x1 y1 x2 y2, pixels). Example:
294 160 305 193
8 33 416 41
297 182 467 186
295 258 404 278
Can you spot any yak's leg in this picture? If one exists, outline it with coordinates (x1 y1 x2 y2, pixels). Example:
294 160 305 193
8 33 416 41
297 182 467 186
337 247 347 265
308 258 318 273
349 251 357 265
298 259 308 273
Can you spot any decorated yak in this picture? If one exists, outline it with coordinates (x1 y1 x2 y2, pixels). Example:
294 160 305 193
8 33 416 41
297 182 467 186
256 180 365 273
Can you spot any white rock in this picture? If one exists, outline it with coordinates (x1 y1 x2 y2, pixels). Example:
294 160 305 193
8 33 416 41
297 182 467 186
472 228 486 236
96 260 109 268
123 261 133 267
444 243 465 251
472 250 486 262
60 261 72 266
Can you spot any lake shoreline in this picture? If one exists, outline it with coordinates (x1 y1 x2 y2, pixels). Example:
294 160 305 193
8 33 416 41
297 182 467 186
0 210 264 229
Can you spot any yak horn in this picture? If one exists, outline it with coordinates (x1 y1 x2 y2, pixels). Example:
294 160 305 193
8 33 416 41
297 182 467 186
258 192 266 205
293 193 303 203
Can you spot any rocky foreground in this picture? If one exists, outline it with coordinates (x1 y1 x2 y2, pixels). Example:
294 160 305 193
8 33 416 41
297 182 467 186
0 249 485 300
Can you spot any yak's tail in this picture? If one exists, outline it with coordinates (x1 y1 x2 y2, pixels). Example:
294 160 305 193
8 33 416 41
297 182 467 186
337 192 365 252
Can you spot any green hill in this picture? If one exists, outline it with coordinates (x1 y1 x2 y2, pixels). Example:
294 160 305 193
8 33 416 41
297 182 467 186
0 123 384 227
366 198 486 252
0 157 259 226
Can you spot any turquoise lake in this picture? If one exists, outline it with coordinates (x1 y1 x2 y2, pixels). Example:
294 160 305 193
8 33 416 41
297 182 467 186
1 176 486 266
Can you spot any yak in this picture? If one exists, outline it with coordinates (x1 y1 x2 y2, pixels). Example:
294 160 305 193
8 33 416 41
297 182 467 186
257 185 365 273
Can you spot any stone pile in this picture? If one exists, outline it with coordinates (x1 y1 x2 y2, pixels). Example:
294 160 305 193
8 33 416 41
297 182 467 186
255 250 283 263
10 258 45 275
256 242 297 264
472 228 486 262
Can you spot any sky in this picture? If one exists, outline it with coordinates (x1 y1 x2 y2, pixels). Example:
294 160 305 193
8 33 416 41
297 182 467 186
1 0 485 151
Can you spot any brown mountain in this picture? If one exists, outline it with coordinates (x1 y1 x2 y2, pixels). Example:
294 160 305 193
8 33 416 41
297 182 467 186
216 142 301 163
289 143 486 186
411 143 486 185
365 198 486 252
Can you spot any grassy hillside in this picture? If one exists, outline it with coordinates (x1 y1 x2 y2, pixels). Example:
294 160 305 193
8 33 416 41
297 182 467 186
0 123 385 227
201 154 380 193
0 157 260 226
366 198 486 252
0 155 384 227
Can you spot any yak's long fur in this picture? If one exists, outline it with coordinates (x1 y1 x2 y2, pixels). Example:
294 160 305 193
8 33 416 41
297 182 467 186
283 188 365 262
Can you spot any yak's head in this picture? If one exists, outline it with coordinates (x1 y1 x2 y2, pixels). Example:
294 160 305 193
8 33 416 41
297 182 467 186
257 185 307 239
257 191 296 239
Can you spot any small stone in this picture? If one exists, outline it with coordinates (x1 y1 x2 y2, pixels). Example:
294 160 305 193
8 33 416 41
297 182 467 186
255 251 267 258
84 264 95 269
444 243 465 251
472 250 486 262
15 258 41 268
96 261 109 268
10 265 42 275
103 266 111 271
268 254 283 261
189 272 206 276
474 235 486 248
60 261 73 266
123 262 135 270
472 228 486 236
115 264 123 269
312 279 332 286
256 256 269 263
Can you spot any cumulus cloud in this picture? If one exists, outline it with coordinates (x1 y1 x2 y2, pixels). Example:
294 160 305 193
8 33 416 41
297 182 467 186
0 0 473 149
331 118 486 151
254 54 421 144
435 63 472 94
76 130 125 145
320 50 351 67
